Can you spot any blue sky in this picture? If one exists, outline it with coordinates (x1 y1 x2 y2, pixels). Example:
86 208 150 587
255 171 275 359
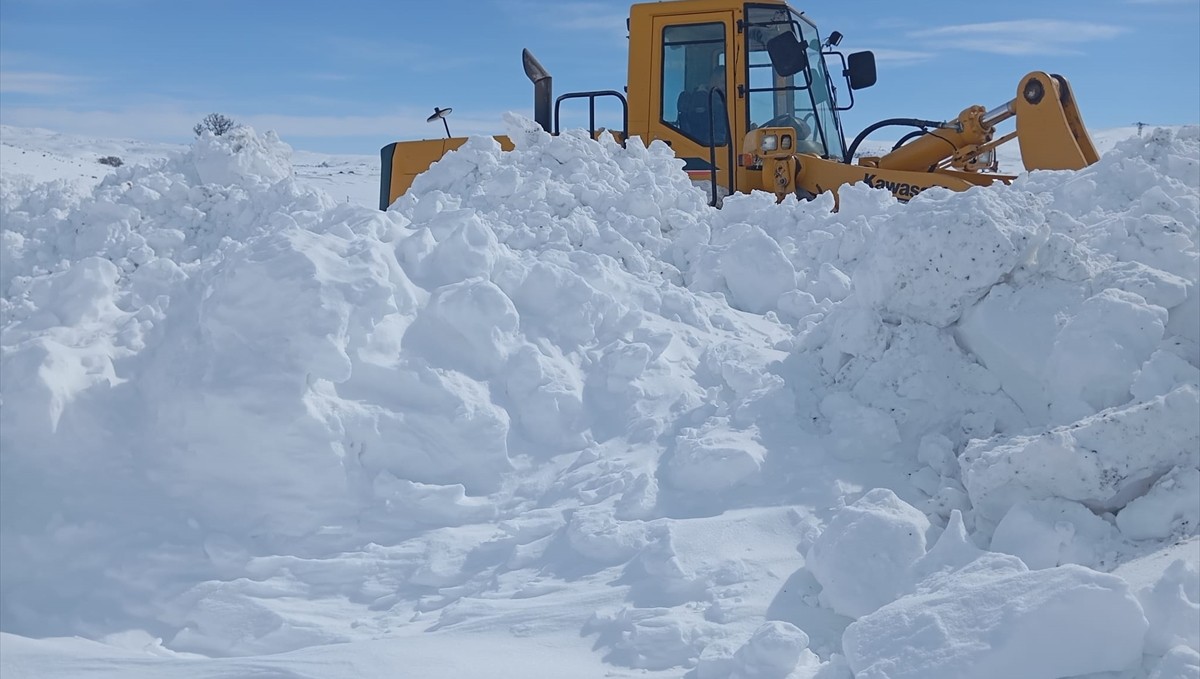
1 0 1197 154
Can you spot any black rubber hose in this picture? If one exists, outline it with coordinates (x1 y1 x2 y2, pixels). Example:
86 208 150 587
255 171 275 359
892 129 927 150
844 117 944 164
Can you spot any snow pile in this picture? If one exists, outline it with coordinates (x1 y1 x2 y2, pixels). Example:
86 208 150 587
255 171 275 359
2 119 1199 678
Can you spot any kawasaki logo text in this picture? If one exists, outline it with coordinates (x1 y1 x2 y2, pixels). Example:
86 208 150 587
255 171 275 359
862 173 925 199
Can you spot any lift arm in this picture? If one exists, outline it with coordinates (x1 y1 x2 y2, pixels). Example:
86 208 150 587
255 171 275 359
749 71 1100 204
863 71 1099 174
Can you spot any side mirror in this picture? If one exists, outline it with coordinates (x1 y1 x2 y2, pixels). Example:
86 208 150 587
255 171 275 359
767 32 809 78
846 51 876 90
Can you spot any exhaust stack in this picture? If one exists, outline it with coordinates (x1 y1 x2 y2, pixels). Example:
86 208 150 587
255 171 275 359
522 48 553 132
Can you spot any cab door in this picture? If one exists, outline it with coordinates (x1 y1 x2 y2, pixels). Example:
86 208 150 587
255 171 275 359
648 12 738 198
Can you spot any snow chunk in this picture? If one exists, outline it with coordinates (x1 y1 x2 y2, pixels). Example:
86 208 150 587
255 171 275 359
402 278 520 378
957 278 1088 424
854 189 1046 327
565 508 649 564
1094 260 1191 311
819 392 900 461
729 621 819 679
168 584 338 656
962 385 1200 525
843 563 1148 679
372 474 498 526
191 126 293 187
989 498 1122 570
1134 349 1200 402
692 222 796 314
0 257 127 434
1137 559 1200 656
1117 466 1200 541
665 422 767 492
585 606 713 671
1148 645 1200 679
357 365 513 494
806 489 930 618
503 344 586 450
1045 288 1167 422
960 280 1176 425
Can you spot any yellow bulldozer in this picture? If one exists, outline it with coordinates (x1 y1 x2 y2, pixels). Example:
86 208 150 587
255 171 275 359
379 0 1099 210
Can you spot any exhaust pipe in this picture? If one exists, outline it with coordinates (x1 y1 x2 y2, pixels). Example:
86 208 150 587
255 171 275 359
522 48 553 132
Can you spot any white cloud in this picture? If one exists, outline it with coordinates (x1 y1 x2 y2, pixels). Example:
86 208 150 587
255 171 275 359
502 0 627 38
0 71 90 95
908 20 1125 56
852 48 935 66
317 37 484 72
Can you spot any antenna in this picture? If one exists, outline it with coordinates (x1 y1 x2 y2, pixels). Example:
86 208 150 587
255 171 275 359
427 107 453 138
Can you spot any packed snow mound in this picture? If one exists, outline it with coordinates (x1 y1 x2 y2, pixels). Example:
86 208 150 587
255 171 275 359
1 126 333 293
1 119 1198 678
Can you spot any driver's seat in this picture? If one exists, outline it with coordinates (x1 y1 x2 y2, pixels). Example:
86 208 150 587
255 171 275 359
677 90 727 145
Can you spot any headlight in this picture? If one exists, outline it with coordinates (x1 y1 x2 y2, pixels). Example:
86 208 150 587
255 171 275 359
761 134 778 152
781 135 792 150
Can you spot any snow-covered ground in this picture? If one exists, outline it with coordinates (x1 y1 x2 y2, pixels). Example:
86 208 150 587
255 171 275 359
0 125 380 210
1 119 1197 678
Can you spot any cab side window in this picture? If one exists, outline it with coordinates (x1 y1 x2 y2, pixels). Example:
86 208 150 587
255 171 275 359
661 23 727 146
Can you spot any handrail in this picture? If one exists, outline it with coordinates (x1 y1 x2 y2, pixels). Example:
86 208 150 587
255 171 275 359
553 90 629 142
706 87 734 207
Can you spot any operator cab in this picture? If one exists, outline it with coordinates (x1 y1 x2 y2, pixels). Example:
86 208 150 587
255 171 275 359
746 7 838 157
627 0 876 201
746 6 874 159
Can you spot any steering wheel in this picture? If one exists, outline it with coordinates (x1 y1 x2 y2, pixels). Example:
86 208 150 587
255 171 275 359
763 113 816 140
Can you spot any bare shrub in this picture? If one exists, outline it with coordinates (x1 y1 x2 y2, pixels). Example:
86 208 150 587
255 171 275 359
193 113 237 137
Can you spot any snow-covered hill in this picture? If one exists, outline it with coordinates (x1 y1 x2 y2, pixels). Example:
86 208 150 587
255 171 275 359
1 120 1197 678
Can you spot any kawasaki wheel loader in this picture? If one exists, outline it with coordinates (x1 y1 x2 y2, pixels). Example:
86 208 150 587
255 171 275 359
379 0 1099 210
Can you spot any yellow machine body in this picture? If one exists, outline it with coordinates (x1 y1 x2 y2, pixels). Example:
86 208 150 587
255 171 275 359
380 136 515 209
380 0 1098 210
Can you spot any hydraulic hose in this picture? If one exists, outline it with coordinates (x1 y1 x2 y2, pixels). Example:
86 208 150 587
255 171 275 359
892 129 927 150
843 117 945 164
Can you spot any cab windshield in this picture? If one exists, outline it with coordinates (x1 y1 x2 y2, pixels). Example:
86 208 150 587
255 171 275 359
744 5 844 159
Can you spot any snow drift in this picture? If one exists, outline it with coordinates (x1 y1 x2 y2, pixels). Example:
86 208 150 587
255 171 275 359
1 119 1198 677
